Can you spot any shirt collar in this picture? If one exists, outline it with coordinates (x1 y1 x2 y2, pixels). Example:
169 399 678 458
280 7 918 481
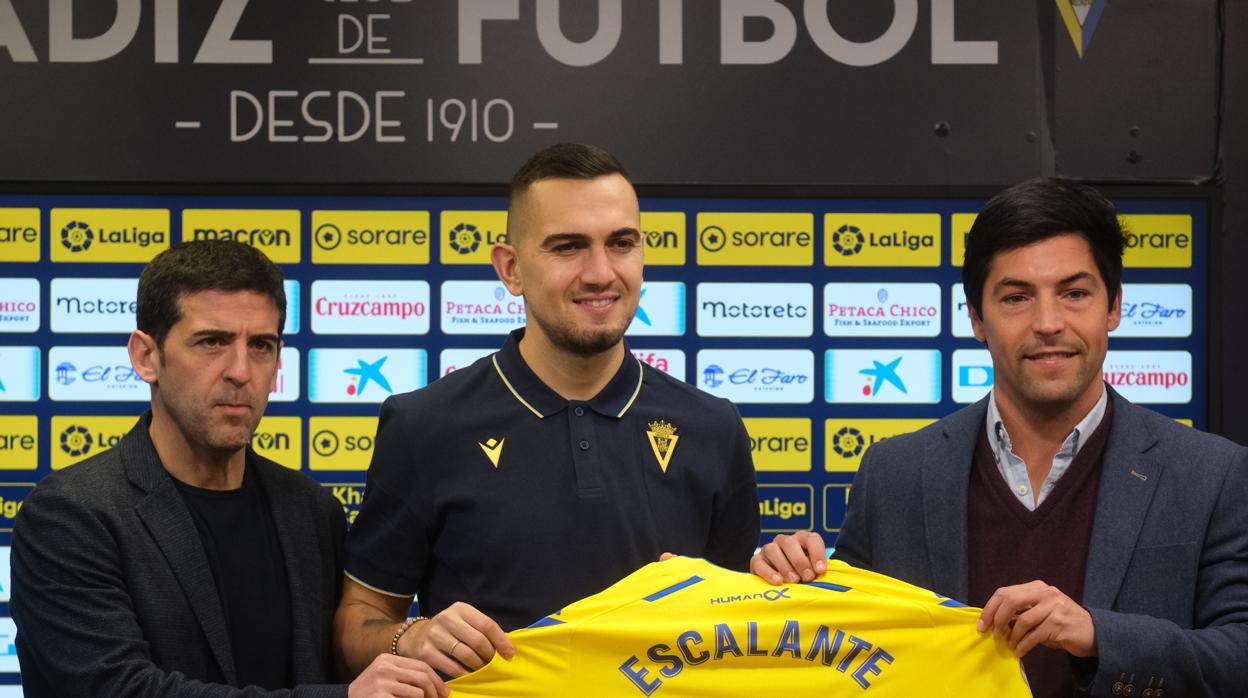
491 328 644 420
987 382 1109 458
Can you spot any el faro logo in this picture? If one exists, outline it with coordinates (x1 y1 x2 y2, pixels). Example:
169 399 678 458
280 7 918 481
824 214 940 267
312 210 430 265
441 211 508 265
51 209 170 263
183 209 301 263
696 213 813 266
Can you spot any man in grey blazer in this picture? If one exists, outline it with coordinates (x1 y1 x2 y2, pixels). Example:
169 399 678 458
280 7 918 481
11 241 445 697
753 179 1248 697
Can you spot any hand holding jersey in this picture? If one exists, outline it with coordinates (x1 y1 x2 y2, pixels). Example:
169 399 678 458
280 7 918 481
448 557 1031 697
397 602 517 677
752 532 1097 660
752 530 828 584
978 580 1097 658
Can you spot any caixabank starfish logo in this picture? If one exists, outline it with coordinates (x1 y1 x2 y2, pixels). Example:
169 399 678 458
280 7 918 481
1057 0 1108 58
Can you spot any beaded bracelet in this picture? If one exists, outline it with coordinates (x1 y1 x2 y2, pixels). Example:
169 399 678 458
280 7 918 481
390 616 428 655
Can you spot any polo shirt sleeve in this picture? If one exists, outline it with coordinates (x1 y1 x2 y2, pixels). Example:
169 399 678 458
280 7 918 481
702 405 761 572
344 396 432 598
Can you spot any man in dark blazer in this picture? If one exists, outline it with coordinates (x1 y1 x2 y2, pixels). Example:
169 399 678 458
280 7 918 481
753 179 1248 697
11 241 445 697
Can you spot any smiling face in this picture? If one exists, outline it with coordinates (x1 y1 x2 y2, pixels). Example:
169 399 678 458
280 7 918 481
494 173 643 357
970 233 1121 419
138 290 282 457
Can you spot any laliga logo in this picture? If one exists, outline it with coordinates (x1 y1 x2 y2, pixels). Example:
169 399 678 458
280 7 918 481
831 426 866 459
60 425 93 457
61 221 94 252
830 225 865 256
449 223 482 255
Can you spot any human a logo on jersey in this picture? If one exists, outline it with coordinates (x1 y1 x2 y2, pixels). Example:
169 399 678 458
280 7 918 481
646 420 680 473
831 426 865 459
60 425 93 457
830 225 864 256
479 437 505 468
449 223 482 255
61 221 94 252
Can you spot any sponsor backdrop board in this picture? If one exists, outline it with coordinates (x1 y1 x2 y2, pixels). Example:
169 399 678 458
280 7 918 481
0 191 1209 666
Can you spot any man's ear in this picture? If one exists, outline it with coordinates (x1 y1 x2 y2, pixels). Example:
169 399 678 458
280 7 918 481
969 302 988 345
491 242 524 297
1107 284 1123 332
128 330 160 385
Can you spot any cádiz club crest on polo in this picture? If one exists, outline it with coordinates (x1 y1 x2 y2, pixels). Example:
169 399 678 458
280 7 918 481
646 420 680 473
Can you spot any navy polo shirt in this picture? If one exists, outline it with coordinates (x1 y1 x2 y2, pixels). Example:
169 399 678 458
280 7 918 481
345 329 759 631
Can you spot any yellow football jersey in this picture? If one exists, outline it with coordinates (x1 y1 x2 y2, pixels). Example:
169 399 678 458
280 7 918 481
449 557 1031 697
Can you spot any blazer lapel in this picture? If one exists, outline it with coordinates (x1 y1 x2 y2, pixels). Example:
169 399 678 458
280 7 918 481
922 399 986 603
255 460 324 682
123 421 237 684
1082 391 1162 609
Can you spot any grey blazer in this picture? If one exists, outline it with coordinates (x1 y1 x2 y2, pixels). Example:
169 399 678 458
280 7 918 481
11 415 348 697
833 387 1248 696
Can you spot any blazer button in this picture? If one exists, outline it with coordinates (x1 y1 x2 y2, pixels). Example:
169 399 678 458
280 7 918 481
579 440 591 451
1112 682 1124 696
1123 684 1136 697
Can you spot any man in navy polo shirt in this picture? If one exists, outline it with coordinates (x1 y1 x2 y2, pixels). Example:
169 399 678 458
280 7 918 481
335 144 760 680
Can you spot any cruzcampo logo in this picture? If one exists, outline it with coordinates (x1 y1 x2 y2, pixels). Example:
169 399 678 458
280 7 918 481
479 437 505 468
1057 0 1108 58
646 420 680 473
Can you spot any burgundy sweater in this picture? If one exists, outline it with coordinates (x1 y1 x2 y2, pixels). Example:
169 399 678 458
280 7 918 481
967 399 1113 698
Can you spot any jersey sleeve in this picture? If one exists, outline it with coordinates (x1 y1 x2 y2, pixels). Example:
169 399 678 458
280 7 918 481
702 405 760 571
343 396 431 597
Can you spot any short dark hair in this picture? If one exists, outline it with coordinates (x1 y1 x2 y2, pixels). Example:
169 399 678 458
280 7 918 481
962 177 1125 318
507 143 629 206
137 240 286 347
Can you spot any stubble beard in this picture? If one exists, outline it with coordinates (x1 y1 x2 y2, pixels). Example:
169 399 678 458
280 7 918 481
530 310 630 358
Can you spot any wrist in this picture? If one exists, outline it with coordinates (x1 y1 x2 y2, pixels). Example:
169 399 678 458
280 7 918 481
390 616 427 656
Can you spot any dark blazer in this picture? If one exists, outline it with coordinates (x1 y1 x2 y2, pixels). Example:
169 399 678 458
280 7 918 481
834 387 1248 696
11 415 349 697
